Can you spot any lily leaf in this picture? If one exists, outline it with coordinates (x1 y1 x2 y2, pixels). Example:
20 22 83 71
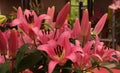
15 44 48 72
0 61 10 73
15 44 30 67
16 50 42 72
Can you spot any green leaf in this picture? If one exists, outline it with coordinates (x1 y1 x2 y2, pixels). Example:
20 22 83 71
15 44 30 67
61 61 72 73
16 49 42 72
52 69 60 73
0 61 10 73
15 44 48 72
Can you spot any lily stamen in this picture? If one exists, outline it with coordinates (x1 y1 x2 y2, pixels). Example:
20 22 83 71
54 45 63 57
41 29 50 35
25 14 34 24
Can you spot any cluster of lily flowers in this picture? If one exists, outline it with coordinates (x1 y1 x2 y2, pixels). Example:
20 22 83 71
0 2 120 73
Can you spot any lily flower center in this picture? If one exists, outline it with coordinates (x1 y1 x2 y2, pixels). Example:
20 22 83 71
25 14 34 27
25 14 34 23
54 45 65 60
41 29 50 35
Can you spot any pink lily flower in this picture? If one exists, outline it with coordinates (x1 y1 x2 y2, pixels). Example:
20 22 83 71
71 10 91 45
38 12 56 43
92 13 108 35
74 52 91 70
36 6 62 44
38 31 77 73
71 10 107 45
12 7 50 40
109 0 120 10
0 29 19 58
38 3 71 44
36 24 70 45
37 29 55 44
92 36 117 62
45 2 71 32
12 7 50 28
74 40 94 70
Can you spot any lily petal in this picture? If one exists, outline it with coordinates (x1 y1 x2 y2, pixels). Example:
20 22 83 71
47 6 55 23
24 9 32 19
92 54 103 62
57 31 71 54
66 47 79 63
71 18 82 39
109 4 118 10
55 2 70 29
83 22 91 44
12 19 22 26
39 14 50 28
66 53 76 63
48 61 58 73
93 13 108 35
37 40 57 59
81 9 89 36
11 7 24 26
37 44 50 55
0 31 7 53
8 30 18 57
32 11 40 27
17 7 23 19
83 40 94 54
